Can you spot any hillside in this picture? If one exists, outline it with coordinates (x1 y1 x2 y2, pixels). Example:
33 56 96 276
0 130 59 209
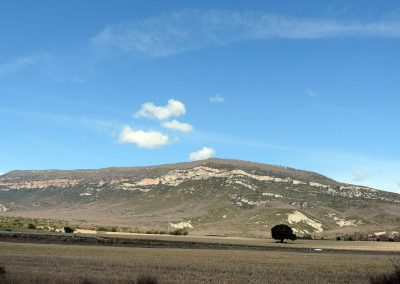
0 158 399 238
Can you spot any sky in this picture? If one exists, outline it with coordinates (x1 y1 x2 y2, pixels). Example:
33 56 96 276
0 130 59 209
0 0 399 193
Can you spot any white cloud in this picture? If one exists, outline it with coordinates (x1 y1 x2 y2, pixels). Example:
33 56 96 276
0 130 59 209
119 126 169 149
135 99 186 120
189 147 215 161
0 54 48 78
162 119 193 132
209 94 225 103
92 10 400 58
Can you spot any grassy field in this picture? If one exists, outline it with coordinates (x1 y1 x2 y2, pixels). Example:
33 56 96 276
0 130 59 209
98 232 400 252
0 241 397 283
3 229 400 254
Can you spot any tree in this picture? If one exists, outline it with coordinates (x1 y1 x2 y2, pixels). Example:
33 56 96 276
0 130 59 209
64 226 74 233
271 224 297 243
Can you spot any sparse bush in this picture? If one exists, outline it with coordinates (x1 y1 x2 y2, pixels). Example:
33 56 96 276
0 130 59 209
27 223 36 229
111 227 117 232
64 226 74 233
170 228 189 236
369 259 400 284
146 229 169 235
0 266 5 275
301 233 313 240
336 236 341 241
136 275 158 284
81 279 95 284
377 234 390 242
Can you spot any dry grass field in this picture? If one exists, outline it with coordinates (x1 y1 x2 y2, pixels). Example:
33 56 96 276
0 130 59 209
98 232 400 252
0 241 397 284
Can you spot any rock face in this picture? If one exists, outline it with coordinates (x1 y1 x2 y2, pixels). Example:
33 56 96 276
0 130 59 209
0 203 8 212
0 178 81 190
0 158 399 237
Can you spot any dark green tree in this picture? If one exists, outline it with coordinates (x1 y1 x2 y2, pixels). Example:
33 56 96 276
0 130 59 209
271 224 297 243
64 226 74 233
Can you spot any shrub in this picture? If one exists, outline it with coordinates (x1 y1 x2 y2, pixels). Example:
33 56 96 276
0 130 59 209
377 234 390 242
301 233 313 240
27 223 36 229
369 261 400 283
146 229 172 235
0 266 5 275
170 228 189 236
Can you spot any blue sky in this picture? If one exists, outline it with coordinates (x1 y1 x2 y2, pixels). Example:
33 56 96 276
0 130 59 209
0 0 399 192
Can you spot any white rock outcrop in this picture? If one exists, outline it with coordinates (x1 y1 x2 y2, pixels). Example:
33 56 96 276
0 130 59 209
170 221 193 229
133 166 309 188
287 211 323 233
0 203 8 212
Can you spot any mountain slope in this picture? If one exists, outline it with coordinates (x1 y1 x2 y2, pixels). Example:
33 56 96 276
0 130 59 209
0 158 399 237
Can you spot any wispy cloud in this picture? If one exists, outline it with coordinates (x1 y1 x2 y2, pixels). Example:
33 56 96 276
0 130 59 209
305 89 317 97
0 53 49 78
162 119 193 132
189 146 215 161
300 148 400 192
209 94 225 103
92 9 400 58
191 130 289 150
0 108 119 135
352 170 371 182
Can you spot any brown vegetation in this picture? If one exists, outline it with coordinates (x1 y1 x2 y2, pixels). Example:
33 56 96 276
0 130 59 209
369 259 400 284
0 241 397 283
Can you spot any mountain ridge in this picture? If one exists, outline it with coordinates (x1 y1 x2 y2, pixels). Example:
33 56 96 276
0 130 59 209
0 158 399 238
2 158 337 185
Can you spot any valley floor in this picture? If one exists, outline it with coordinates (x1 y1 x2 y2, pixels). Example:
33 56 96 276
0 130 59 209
0 241 397 283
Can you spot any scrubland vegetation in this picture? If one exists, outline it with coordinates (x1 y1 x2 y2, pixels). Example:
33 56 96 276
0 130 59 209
0 216 140 234
0 242 398 284
0 216 190 236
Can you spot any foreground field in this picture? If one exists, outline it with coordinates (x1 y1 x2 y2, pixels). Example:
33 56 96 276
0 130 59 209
0 241 397 283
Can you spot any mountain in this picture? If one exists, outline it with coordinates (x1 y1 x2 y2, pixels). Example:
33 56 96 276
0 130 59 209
0 158 399 238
